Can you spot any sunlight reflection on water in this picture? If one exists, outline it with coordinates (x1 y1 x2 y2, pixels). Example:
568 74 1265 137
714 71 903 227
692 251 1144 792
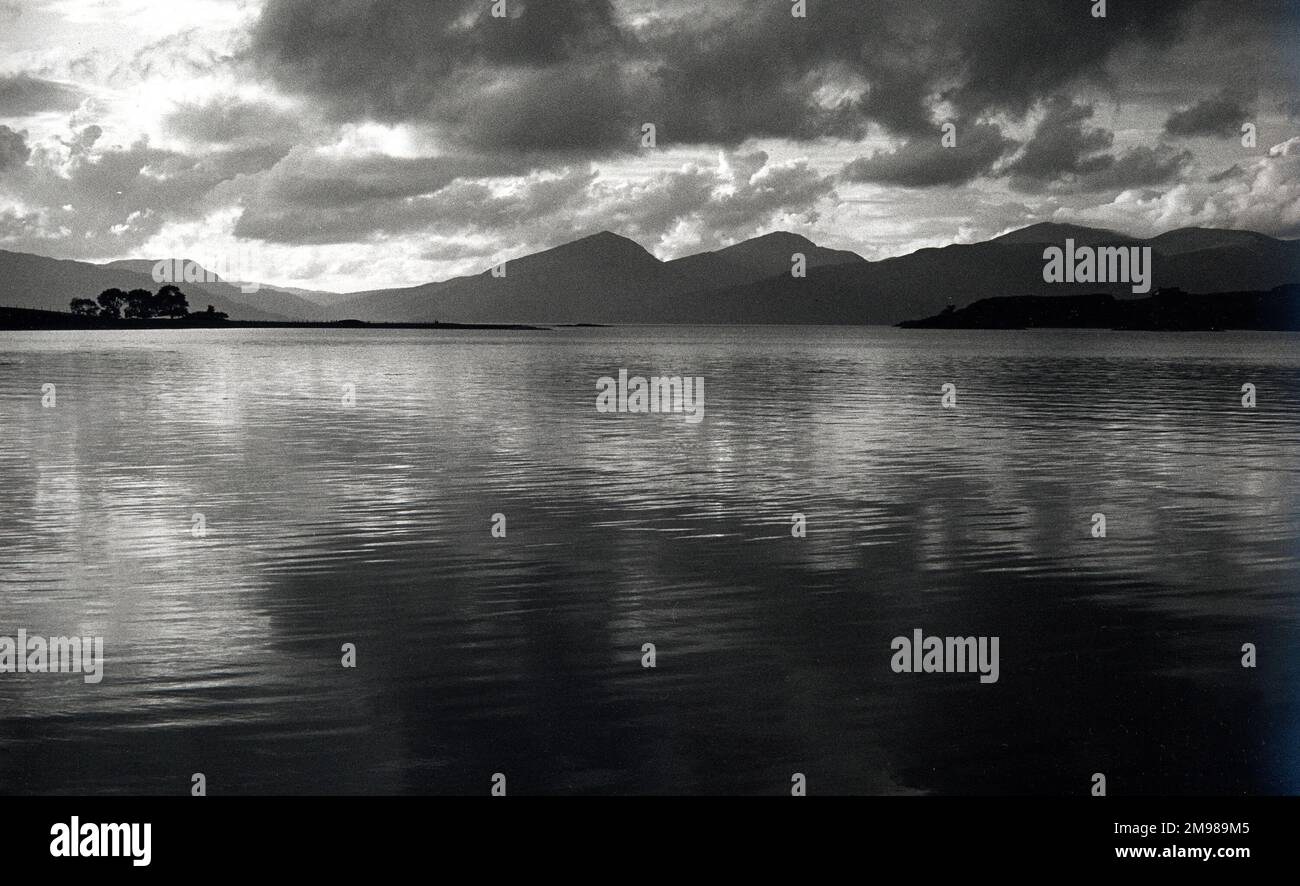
0 326 1297 794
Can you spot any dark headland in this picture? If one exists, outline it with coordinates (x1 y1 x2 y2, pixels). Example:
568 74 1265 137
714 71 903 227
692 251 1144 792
898 285 1300 332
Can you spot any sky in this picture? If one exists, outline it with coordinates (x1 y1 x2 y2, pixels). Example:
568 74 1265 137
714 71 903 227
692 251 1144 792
0 0 1296 292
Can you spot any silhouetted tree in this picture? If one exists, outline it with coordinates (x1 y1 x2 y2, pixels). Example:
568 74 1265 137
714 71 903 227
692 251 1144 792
156 285 190 318
124 288 156 319
96 288 128 319
81 287 194 321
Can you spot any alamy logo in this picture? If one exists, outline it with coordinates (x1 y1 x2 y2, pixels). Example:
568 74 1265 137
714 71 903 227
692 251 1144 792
0 630 104 684
890 629 1000 684
596 370 704 424
50 817 150 867
1042 239 1153 294
153 246 263 294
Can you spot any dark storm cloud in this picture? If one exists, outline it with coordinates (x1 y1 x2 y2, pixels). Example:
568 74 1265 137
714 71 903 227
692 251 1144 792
165 97 304 147
0 124 29 170
0 73 86 115
1164 91 1254 138
1005 97 1114 184
231 148 832 248
1077 145 1191 191
1003 97 1188 193
1207 163 1245 183
234 165 595 244
250 0 634 151
944 0 1187 118
427 62 637 153
627 2 928 144
226 148 544 242
841 123 1017 188
248 0 1204 152
225 149 533 213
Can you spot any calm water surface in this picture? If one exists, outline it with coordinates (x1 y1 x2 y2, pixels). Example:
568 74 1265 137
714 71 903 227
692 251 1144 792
0 326 1297 794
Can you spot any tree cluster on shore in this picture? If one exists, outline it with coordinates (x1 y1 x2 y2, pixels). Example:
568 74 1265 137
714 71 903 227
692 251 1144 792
69 287 226 321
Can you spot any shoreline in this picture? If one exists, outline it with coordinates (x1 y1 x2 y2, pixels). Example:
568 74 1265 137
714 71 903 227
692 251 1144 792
4 304 1299 333
0 307 548 332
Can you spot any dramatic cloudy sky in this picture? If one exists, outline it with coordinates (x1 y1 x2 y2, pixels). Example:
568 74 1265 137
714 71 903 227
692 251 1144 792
0 0 1296 291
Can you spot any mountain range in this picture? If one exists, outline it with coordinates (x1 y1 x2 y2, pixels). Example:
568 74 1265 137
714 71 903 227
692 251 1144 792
1 224 1297 326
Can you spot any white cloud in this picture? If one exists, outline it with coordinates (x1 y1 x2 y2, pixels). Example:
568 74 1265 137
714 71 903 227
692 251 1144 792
1069 138 1300 237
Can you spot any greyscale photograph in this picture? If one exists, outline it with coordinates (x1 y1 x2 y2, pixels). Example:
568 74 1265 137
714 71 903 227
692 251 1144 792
0 0 1297 803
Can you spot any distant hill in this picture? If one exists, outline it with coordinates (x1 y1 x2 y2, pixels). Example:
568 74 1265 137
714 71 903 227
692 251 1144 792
102 259 330 320
994 223 1285 257
323 229 870 323
265 284 359 308
697 231 863 277
991 222 1142 248
322 230 860 323
1148 228 1284 256
0 250 288 321
899 285 1300 331
325 231 665 323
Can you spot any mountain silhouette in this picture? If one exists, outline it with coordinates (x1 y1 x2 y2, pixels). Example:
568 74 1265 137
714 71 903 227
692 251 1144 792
991 222 1141 248
322 223 1298 325
327 231 679 324
323 229 874 323
659 231 862 291
2 224 1297 326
